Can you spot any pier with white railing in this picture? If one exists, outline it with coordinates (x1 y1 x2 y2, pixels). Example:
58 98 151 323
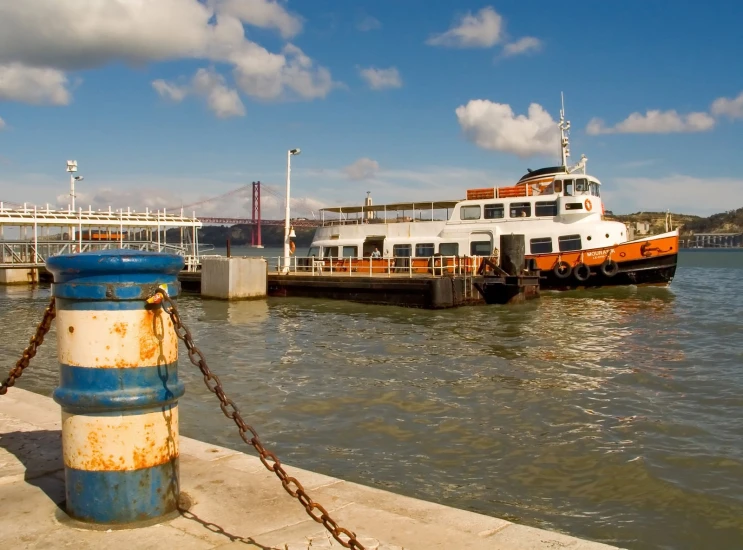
0 203 204 274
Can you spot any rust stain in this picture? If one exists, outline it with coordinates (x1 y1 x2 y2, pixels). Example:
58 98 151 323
111 321 128 338
139 309 160 363
83 428 110 471
68 326 75 334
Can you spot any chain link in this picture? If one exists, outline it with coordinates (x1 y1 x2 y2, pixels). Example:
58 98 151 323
155 290 365 550
0 297 57 396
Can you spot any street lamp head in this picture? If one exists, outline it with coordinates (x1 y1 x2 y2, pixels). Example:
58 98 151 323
74 176 84 181
66 160 78 173
289 148 301 156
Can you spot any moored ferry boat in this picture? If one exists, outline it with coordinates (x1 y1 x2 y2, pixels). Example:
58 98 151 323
304 104 678 290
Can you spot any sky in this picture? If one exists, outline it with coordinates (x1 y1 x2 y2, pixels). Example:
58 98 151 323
1 0 742 219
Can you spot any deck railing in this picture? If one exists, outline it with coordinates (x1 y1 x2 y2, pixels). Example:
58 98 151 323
269 255 486 278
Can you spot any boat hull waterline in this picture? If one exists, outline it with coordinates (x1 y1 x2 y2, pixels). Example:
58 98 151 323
530 231 678 290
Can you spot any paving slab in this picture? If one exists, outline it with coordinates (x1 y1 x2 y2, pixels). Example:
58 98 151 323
0 388 621 549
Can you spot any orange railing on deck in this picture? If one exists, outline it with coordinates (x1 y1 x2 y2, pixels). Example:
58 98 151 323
273 255 484 277
466 177 554 201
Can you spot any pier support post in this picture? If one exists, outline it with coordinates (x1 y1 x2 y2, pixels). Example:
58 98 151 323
46 250 185 526
500 234 526 276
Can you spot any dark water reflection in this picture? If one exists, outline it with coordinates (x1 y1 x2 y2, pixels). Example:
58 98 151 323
2 249 742 549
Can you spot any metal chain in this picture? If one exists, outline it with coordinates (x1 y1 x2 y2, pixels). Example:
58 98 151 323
0 297 57 396
154 290 365 550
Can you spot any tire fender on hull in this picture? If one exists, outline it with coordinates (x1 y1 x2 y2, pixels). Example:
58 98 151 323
600 259 619 277
573 263 591 282
554 261 571 279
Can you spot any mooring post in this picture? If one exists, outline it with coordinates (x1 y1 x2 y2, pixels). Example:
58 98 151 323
499 234 526 276
46 250 185 526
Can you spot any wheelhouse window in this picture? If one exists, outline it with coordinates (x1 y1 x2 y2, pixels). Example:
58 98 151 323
439 242 459 256
565 202 584 210
590 182 600 197
393 244 412 257
558 235 582 252
535 201 557 216
460 205 481 220
308 246 320 257
530 237 553 254
342 246 358 258
324 246 339 258
576 178 588 193
510 202 531 218
564 179 573 196
484 203 505 219
470 241 491 255
415 243 435 257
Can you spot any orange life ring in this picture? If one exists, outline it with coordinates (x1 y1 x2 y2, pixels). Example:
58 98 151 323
289 240 296 254
585 199 593 212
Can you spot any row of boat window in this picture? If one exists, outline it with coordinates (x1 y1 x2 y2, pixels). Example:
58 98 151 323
460 201 564 220
318 234 583 258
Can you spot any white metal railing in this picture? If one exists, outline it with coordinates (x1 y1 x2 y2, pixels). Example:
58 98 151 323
0 239 203 271
268 255 485 278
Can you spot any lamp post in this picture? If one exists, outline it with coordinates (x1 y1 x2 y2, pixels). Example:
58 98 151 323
66 161 83 241
283 148 301 273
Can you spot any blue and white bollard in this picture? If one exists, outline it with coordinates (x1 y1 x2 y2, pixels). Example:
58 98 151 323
47 250 185 525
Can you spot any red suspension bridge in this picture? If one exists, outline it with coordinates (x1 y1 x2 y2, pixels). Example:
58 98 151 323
168 181 321 247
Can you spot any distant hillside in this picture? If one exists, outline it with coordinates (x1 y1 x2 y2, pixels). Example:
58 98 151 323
608 207 743 235
679 207 743 233
198 224 316 247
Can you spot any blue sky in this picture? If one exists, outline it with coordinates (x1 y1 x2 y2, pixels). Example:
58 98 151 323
1 1 742 218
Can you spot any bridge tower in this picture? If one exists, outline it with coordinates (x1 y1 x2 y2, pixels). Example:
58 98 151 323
252 181 262 247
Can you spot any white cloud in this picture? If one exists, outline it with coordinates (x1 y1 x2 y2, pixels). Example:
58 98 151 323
711 91 743 120
0 63 71 105
0 1 337 109
502 37 541 57
153 68 245 118
358 67 402 90
455 100 559 158
229 43 338 101
215 0 302 39
610 175 743 215
357 15 381 32
152 80 189 102
343 158 380 181
587 110 716 134
426 7 504 48
192 68 245 118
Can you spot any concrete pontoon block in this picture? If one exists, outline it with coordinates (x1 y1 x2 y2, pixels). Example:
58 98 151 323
0 268 37 285
201 256 267 300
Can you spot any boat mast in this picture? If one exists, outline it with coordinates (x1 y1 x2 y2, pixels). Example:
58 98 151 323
559 92 570 168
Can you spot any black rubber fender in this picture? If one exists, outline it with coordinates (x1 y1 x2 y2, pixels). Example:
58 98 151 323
553 261 572 279
573 262 591 282
600 259 619 277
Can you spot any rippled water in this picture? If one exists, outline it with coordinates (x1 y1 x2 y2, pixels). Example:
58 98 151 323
3 249 742 549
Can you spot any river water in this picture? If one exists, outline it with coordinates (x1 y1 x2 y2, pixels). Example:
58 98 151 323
2 249 742 549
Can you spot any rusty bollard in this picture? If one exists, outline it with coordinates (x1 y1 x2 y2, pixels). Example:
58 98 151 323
47 250 185 525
